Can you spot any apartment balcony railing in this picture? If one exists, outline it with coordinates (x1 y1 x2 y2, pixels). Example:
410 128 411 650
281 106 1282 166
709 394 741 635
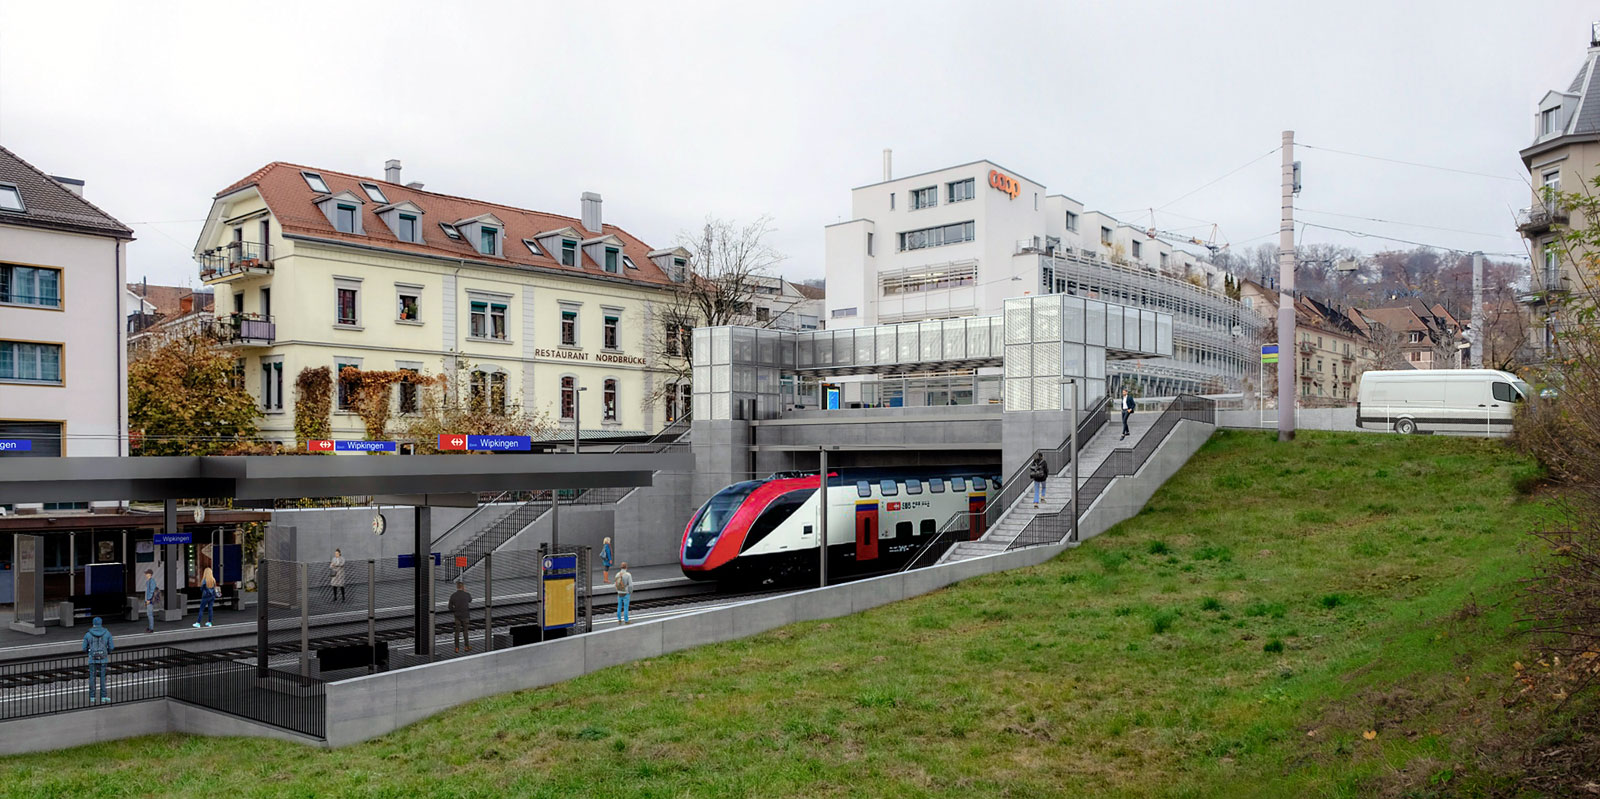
1016 236 1068 257
215 312 275 347
198 241 274 283
1515 198 1569 235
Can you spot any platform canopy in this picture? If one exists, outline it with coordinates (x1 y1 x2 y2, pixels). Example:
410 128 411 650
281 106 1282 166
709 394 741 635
0 453 690 505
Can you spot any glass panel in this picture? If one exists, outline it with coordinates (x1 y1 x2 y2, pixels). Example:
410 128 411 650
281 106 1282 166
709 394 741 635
855 330 875 365
1086 346 1105 379
1031 294 1062 341
1156 314 1173 357
1085 300 1106 346
1087 378 1105 407
712 364 731 392
897 324 918 363
1034 377 1061 410
796 335 815 368
1004 298 1031 344
1124 309 1140 351
833 331 853 365
711 327 732 364
712 393 730 420
1106 305 1124 349
692 328 710 367
1062 343 1085 377
758 329 778 365
1004 344 1032 379
815 331 834 366
920 320 942 361
1141 311 1156 355
1032 341 1061 377
966 322 988 359
943 318 966 360
990 317 1005 355
1063 295 1086 342
731 327 756 364
1005 375 1032 411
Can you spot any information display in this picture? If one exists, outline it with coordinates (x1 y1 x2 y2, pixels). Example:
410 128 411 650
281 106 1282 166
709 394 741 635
542 554 578 630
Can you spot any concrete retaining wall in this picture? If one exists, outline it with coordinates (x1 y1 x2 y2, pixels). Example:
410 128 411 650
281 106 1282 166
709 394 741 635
1076 419 1214 541
0 698 324 756
1216 407 1366 433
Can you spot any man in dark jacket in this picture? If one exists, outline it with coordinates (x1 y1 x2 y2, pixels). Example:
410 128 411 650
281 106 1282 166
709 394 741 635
449 582 472 653
1120 388 1135 440
1029 452 1049 506
82 617 114 703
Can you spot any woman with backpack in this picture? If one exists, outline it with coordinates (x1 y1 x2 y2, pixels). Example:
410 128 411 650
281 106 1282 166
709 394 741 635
193 567 217 628
614 563 633 625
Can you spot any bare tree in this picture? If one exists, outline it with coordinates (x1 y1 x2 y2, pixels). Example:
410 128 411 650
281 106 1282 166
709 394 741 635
643 216 796 410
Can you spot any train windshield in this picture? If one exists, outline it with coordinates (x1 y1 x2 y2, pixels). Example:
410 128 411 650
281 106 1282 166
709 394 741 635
684 481 761 560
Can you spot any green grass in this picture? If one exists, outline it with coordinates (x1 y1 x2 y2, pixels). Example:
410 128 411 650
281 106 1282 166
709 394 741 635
0 431 1565 798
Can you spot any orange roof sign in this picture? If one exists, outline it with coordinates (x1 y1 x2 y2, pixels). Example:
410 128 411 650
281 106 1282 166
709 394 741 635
989 169 1020 200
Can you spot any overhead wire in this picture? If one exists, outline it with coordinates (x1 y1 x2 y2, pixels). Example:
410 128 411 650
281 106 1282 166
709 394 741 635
1298 143 1524 183
1299 222 1529 259
1297 208 1523 240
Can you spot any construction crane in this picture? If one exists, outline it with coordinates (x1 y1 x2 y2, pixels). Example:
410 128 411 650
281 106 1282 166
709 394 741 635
1142 222 1228 257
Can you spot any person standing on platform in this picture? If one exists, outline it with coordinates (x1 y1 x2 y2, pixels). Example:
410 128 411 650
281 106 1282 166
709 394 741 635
614 563 634 625
1029 452 1049 507
82 617 113 703
142 569 159 633
449 581 472 653
329 549 346 603
193 568 217 628
1120 388 1135 440
600 537 614 583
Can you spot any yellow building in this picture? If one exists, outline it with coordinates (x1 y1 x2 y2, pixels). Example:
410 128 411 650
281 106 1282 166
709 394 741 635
193 160 693 444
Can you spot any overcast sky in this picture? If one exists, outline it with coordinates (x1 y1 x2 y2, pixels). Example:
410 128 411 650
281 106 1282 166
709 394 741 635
0 0 1592 289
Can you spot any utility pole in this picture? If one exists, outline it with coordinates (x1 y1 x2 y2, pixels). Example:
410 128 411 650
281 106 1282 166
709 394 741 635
1277 130 1297 442
1470 251 1484 369
817 447 829 588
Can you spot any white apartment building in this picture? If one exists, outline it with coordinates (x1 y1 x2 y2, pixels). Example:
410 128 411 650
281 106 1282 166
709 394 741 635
748 276 823 330
0 145 133 476
824 158 1255 396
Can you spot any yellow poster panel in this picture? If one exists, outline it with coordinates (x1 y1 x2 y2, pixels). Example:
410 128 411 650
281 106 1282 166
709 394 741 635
543 577 576 629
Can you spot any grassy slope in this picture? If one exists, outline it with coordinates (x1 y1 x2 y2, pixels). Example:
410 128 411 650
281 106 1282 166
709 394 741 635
0 431 1563 798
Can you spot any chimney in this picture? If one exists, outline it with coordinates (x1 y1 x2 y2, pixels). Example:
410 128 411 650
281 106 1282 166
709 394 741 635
179 294 194 315
581 192 603 233
882 149 892 181
384 159 402 183
405 182 425 190
50 176 85 197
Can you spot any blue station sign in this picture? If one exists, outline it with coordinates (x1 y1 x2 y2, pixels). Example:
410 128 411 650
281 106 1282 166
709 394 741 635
153 533 192 546
0 440 32 453
335 440 398 453
467 435 531 451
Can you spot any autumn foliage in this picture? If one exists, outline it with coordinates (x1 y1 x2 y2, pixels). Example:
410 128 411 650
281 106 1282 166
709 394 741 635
128 332 260 455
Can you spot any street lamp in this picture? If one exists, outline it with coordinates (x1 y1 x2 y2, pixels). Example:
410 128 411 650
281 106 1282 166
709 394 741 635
554 384 588 553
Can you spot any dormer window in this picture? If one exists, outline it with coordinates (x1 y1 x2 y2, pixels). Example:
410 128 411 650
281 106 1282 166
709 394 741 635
1542 107 1560 136
479 226 499 256
302 171 330 193
673 257 687 281
335 204 359 233
561 240 577 266
440 223 461 240
604 247 620 273
398 214 419 242
360 183 388 203
0 183 22 213
374 200 424 243
524 239 544 257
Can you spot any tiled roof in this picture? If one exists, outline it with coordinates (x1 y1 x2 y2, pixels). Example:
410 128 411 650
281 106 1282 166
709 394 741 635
0 144 132 237
125 283 209 317
219 162 682 288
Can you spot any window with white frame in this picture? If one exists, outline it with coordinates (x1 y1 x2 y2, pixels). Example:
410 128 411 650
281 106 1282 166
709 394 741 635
603 247 620 273
335 359 361 410
0 264 61 308
866 232 874 256
397 363 422 414
360 183 388 203
910 186 937 210
1545 241 1561 286
397 213 420 243
1100 226 1113 245
260 358 284 411
335 203 359 234
334 278 361 326
1131 240 1143 258
603 310 621 350
560 375 576 419
396 284 421 322
1159 252 1168 269
469 297 508 340
560 304 580 346
0 183 24 213
302 172 330 193
603 378 618 422
561 239 578 267
622 255 637 270
1065 211 1079 232
1542 107 1560 136
479 226 499 256
524 239 543 257
439 223 461 240
470 370 508 414
897 221 974 251
0 340 62 383
946 178 975 203
831 307 858 318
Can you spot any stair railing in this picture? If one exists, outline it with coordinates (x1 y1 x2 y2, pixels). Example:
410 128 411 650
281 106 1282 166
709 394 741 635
984 395 1107 531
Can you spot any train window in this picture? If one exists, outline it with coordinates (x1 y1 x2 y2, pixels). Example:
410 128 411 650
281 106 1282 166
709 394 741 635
970 476 986 492
905 479 922 495
920 519 936 536
893 521 912 539
741 490 815 552
856 480 872 498
880 479 898 496
989 477 1002 491
950 477 966 491
928 479 945 494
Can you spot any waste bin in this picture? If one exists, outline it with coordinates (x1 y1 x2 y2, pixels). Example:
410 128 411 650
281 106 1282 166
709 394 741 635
57 601 74 627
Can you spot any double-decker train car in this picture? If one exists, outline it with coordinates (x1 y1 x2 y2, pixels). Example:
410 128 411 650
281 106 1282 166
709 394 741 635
680 466 1002 583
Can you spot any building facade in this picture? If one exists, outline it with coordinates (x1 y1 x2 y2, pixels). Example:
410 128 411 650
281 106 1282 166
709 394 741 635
194 161 694 445
1516 24 1600 358
824 158 1255 396
1239 280 1379 402
0 144 133 475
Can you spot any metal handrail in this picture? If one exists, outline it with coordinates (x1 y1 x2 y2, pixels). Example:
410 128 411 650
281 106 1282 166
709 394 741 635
900 507 979 572
985 395 1106 530
1005 394 1214 551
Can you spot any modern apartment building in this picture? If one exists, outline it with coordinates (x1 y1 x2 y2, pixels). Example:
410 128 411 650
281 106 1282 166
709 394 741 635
193 160 695 444
0 144 133 469
1516 23 1600 357
824 158 1255 396
749 275 823 331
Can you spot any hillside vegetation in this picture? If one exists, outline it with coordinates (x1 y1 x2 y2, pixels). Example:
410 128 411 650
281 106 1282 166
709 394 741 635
2 430 1574 798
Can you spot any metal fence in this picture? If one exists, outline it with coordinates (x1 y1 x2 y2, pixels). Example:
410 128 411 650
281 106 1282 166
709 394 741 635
169 658 325 738
985 395 1107 531
0 647 171 721
1006 394 1215 550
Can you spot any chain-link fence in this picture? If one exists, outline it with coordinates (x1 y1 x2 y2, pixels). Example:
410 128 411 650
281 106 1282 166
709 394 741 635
257 547 594 681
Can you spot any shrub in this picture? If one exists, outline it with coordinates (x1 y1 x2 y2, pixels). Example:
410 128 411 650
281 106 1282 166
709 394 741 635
1200 597 1222 612
1150 610 1177 635
1195 545 1234 562
1147 540 1171 555
1319 594 1346 609
1262 639 1285 653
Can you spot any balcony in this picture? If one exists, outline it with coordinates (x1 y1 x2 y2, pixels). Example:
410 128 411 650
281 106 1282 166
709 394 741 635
198 241 273 284
1297 341 1315 353
1515 198 1569 235
214 312 275 347
1016 236 1066 257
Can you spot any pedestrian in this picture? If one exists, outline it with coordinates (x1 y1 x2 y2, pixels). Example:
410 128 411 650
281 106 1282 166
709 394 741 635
329 548 346 603
1120 388 1135 440
1029 452 1049 506
614 562 633 625
449 581 472 653
142 569 159 633
192 567 217 628
82 617 113 703
600 537 613 583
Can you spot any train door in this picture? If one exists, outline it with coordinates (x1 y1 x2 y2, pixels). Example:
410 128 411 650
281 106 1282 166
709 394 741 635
968 495 987 541
854 502 879 562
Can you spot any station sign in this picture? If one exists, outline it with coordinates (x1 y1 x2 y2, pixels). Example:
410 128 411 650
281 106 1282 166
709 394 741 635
397 553 442 569
306 440 397 453
542 554 578 630
438 434 532 451
1260 344 1279 364
0 440 31 453
154 533 192 546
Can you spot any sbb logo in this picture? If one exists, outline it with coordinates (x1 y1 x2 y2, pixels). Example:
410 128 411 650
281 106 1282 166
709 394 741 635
307 440 335 452
989 169 1020 200
438 435 468 451
886 502 901 511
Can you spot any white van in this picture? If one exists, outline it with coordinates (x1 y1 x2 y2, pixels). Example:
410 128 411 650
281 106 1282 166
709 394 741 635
1356 369 1530 436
